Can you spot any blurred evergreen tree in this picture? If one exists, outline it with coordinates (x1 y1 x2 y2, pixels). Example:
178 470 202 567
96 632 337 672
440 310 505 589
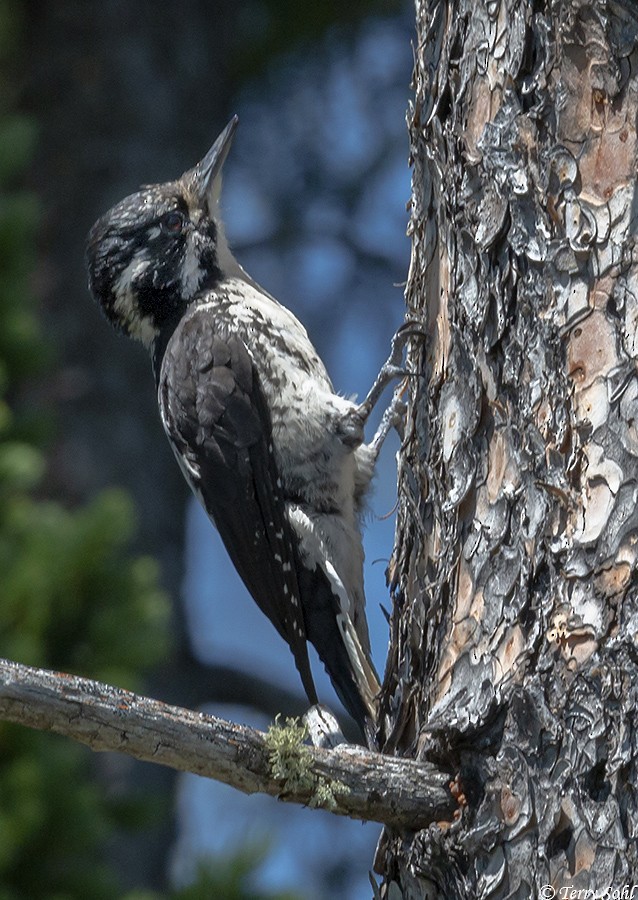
3 0 407 895
129 850 302 900
0 3 171 897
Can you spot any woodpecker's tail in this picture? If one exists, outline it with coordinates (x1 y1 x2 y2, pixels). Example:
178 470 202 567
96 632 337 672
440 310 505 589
297 561 380 733
335 610 380 721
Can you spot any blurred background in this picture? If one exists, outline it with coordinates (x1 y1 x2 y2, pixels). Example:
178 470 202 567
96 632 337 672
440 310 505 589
0 1 412 896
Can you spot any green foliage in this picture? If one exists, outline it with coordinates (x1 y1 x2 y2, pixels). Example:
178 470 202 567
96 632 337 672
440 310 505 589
0 6 170 899
169 852 302 900
0 728 121 900
123 849 302 900
0 488 169 686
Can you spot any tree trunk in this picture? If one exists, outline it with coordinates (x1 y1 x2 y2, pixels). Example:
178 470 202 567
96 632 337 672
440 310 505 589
377 0 638 896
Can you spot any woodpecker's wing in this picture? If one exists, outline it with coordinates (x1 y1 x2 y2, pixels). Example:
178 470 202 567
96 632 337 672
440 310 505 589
158 308 318 706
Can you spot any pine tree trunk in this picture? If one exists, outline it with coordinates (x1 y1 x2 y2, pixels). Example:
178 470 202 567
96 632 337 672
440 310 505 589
377 1 638 896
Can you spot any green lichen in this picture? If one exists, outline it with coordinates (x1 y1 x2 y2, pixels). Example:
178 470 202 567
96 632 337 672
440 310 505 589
264 716 350 811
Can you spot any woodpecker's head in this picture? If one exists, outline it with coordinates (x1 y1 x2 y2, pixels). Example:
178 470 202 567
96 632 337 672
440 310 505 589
87 116 238 348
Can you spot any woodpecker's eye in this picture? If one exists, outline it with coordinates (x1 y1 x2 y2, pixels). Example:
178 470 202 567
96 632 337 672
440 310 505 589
161 211 186 234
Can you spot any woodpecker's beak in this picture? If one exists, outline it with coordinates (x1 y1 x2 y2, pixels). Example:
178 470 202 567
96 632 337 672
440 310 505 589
188 115 239 209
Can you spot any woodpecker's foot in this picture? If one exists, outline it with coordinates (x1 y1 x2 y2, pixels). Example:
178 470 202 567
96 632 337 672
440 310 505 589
370 390 408 458
304 704 347 748
356 320 424 423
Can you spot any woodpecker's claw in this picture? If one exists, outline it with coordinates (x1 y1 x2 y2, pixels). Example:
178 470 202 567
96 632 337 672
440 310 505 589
370 391 408 456
356 320 424 422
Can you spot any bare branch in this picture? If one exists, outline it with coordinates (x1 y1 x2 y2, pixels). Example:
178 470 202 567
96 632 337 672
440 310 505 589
0 658 455 831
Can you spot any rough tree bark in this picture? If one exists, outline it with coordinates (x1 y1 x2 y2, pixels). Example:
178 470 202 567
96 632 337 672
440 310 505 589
376 0 638 897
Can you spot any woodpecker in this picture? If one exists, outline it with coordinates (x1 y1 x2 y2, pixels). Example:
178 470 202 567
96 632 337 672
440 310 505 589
87 116 406 734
